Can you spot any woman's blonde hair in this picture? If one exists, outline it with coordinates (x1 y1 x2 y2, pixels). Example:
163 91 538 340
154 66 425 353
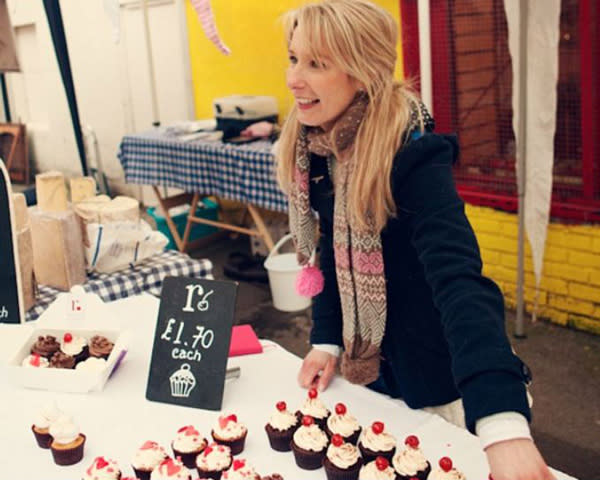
277 0 423 232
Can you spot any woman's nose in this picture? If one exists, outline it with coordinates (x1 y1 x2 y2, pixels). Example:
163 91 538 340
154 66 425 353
286 66 305 90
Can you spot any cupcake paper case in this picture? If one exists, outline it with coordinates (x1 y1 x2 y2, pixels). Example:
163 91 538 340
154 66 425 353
296 388 330 429
264 401 299 452
323 434 363 480
211 414 247 455
49 415 86 466
83 456 122 480
392 435 431 480
358 421 396 464
195 442 232 480
325 403 362 445
171 425 207 468
290 415 329 470
132 440 168 480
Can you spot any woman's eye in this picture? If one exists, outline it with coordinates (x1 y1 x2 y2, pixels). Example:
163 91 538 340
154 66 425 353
310 60 322 69
288 55 297 64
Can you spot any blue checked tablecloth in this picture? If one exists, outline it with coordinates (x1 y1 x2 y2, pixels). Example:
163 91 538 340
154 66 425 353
25 250 213 322
118 129 288 213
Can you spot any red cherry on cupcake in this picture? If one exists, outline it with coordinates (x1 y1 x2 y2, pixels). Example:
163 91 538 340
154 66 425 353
375 456 389 471
308 387 318 399
335 403 347 415
331 434 344 447
302 415 314 427
405 435 420 448
439 457 453 472
177 425 190 433
233 459 245 471
30 354 41 367
276 401 286 411
371 421 385 434
63 333 73 343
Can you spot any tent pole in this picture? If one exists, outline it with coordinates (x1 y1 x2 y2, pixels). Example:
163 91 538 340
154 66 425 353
417 0 433 114
141 0 160 127
515 0 528 338
0 74 11 122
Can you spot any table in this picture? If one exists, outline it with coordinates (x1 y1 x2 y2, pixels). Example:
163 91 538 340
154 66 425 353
25 250 212 322
118 129 288 253
0 294 575 480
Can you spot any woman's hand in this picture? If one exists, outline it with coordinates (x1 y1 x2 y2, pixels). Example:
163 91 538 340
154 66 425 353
298 348 338 392
486 438 555 480
240 121 274 137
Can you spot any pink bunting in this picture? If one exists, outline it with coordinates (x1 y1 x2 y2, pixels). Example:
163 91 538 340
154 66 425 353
190 0 231 55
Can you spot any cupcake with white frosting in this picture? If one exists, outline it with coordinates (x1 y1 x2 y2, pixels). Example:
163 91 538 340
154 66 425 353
393 435 431 480
60 332 89 363
323 434 362 480
296 387 330 429
82 456 121 480
150 457 191 480
358 456 396 480
171 425 207 469
75 356 107 372
325 402 362 445
22 353 49 369
290 415 329 470
358 421 396 464
264 400 299 452
49 414 86 466
195 442 232 479
132 440 168 480
222 458 260 480
31 400 62 448
211 414 247 455
428 456 466 480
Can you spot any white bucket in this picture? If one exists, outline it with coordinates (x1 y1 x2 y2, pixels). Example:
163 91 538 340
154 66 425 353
264 233 312 312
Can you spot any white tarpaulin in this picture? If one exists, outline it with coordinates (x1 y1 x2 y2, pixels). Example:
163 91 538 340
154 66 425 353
503 0 561 286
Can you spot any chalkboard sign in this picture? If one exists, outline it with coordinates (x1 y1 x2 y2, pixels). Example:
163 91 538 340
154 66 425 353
146 276 238 410
0 161 23 324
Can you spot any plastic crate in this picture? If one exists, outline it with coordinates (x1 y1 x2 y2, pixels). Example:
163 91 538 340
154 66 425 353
147 198 218 250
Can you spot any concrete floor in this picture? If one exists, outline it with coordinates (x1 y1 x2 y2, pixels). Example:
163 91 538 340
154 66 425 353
194 236 600 480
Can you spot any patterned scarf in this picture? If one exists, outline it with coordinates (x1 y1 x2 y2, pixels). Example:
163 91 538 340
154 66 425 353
289 92 385 384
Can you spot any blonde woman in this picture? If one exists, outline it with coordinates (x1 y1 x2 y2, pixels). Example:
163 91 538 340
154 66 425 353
276 1 555 479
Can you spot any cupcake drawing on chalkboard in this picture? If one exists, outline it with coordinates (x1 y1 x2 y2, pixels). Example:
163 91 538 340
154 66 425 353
170 364 196 398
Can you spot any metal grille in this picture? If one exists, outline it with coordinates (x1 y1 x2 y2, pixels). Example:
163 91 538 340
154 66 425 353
420 0 600 222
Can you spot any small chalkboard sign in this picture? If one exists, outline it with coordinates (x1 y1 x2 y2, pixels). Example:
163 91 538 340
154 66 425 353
146 276 238 410
0 161 23 324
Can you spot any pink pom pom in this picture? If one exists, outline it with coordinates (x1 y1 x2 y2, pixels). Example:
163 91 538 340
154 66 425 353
296 265 325 297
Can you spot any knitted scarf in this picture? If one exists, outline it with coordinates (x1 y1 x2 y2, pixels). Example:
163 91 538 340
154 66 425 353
289 92 385 384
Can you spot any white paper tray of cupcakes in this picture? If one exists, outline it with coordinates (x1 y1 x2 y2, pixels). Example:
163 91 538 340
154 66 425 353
5 327 129 393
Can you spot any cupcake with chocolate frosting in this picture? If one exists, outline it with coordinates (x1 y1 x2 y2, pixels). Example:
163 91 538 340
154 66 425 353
50 351 76 369
290 415 328 470
323 434 362 480
325 403 361 445
265 401 299 452
392 435 431 480
88 335 114 360
31 335 60 359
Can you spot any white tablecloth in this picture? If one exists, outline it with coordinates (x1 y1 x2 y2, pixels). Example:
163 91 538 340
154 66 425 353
0 294 576 480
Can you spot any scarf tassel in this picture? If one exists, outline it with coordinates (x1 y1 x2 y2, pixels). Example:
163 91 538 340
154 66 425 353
295 264 324 297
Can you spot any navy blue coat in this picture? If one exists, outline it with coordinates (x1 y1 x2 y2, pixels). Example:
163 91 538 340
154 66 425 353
308 133 531 433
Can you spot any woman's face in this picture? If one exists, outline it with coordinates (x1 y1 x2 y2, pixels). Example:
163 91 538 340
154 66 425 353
286 26 361 131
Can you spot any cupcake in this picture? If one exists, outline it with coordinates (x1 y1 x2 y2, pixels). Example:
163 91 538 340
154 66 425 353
31 401 62 448
296 388 330 429
31 335 60 359
290 415 329 470
323 434 362 480
172 425 207 469
132 440 168 480
61 332 89 363
358 456 396 480
195 443 232 480
89 335 115 359
211 414 247 455
83 456 121 480
358 421 396 464
50 351 76 369
22 354 49 368
222 459 260 480
325 402 362 445
264 400 299 452
151 457 192 480
75 357 108 372
428 457 466 480
49 415 86 466
392 435 431 480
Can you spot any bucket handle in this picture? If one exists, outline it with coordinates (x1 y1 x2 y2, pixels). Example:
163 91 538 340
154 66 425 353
267 233 315 264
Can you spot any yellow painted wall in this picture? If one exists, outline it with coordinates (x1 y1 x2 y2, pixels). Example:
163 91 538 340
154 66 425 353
467 205 600 335
185 0 404 120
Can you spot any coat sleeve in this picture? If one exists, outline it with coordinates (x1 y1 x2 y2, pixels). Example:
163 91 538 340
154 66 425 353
310 222 344 347
394 133 531 433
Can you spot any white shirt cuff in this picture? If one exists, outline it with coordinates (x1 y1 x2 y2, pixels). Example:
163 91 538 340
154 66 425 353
476 412 532 450
312 343 342 357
